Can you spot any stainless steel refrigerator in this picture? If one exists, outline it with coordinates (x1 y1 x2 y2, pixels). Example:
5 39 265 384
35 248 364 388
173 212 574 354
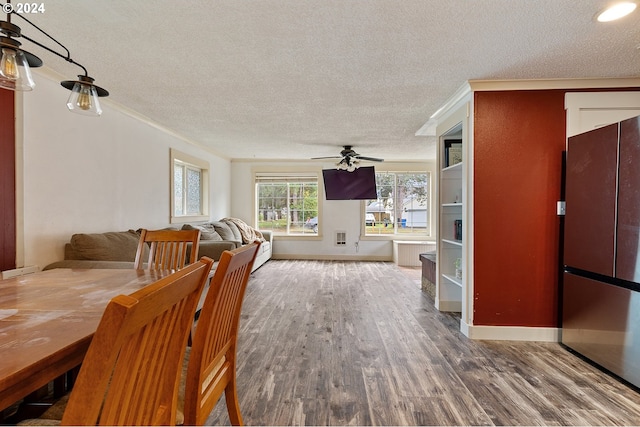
562 115 640 388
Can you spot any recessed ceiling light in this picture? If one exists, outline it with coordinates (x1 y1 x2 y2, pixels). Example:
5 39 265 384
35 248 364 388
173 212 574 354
597 2 637 22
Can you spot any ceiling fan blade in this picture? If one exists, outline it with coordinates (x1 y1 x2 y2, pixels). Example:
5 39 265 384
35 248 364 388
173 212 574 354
355 155 384 162
311 156 341 160
311 146 383 162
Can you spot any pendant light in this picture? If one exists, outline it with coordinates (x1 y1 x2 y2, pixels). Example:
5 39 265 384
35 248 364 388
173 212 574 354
0 20 40 91
61 75 107 116
0 1 109 116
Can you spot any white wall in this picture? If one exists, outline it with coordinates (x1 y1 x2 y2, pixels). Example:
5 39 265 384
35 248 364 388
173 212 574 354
18 71 230 269
230 160 435 260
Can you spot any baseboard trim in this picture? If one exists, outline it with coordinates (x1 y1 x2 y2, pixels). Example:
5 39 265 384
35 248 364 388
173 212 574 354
460 320 560 342
436 300 462 312
271 254 392 262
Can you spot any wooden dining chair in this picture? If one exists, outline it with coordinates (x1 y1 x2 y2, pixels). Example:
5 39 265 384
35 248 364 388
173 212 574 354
179 241 261 426
58 257 214 425
134 228 201 270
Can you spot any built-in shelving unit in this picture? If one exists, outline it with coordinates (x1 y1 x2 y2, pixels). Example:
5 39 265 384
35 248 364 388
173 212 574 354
436 124 464 313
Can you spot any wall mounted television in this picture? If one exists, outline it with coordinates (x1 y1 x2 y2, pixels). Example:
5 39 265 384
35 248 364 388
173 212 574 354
322 166 378 200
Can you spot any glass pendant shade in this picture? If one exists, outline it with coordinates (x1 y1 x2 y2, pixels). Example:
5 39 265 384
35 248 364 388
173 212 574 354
0 20 107 115
66 81 102 116
0 47 35 91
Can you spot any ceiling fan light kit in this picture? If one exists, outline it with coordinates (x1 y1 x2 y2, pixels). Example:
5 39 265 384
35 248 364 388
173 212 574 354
312 145 384 172
0 1 108 116
337 156 360 172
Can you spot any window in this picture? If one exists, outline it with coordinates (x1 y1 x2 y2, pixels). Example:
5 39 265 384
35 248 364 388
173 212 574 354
255 173 318 235
364 171 430 236
170 149 209 223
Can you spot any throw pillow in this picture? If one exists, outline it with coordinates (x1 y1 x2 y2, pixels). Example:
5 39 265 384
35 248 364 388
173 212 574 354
181 224 222 241
211 221 237 242
220 219 243 242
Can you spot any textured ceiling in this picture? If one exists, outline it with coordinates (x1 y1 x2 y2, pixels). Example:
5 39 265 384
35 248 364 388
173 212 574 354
14 0 640 161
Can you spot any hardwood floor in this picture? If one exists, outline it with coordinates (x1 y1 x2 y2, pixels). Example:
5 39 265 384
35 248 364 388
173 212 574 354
206 260 640 426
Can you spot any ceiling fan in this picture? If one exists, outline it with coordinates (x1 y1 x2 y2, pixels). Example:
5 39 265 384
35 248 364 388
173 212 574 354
312 146 384 171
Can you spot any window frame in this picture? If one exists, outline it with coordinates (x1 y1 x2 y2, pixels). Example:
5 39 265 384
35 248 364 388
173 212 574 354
361 169 432 239
170 148 209 224
254 169 322 238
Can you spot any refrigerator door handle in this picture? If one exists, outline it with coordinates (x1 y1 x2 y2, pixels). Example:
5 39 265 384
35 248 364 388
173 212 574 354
557 201 566 216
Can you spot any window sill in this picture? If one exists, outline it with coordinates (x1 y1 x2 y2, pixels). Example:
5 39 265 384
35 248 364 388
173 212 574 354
170 214 209 224
359 234 432 241
269 234 323 241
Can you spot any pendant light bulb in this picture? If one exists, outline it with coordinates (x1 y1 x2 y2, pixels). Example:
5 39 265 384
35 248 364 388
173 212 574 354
0 47 35 91
0 48 19 79
66 80 102 116
77 84 92 111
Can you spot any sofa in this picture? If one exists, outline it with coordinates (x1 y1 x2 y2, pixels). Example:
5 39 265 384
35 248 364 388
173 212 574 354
43 219 272 272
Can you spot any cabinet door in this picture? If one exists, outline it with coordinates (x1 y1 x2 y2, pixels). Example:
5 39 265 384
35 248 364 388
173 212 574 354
616 116 640 282
565 92 640 137
564 123 618 276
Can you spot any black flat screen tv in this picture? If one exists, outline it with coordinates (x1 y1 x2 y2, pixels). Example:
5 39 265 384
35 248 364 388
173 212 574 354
322 166 378 200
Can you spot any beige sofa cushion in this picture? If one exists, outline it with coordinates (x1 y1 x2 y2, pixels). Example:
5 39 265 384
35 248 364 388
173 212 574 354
69 230 146 261
181 224 222 241
211 221 236 241
220 219 243 242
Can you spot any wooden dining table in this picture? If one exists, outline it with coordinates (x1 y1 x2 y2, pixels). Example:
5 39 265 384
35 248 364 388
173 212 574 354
0 268 173 412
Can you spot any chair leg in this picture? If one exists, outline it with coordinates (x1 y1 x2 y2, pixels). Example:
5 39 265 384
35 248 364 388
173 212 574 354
53 375 66 398
224 380 243 426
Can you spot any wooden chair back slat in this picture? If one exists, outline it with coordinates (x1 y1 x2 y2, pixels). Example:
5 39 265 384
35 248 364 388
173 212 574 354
183 241 261 426
135 229 201 271
60 258 213 426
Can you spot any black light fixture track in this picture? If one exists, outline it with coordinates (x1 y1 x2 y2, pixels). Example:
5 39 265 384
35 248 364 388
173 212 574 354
0 1 108 116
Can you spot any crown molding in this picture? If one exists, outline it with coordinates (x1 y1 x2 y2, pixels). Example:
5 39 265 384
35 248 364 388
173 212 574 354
420 78 640 131
467 77 640 91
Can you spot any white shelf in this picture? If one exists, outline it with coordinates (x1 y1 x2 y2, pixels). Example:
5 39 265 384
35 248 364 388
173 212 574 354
441 238 463 247
442 274 463 288
442 161 463 174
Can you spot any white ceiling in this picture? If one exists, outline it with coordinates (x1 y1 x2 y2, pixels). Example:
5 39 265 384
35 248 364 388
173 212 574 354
15 0 640 161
